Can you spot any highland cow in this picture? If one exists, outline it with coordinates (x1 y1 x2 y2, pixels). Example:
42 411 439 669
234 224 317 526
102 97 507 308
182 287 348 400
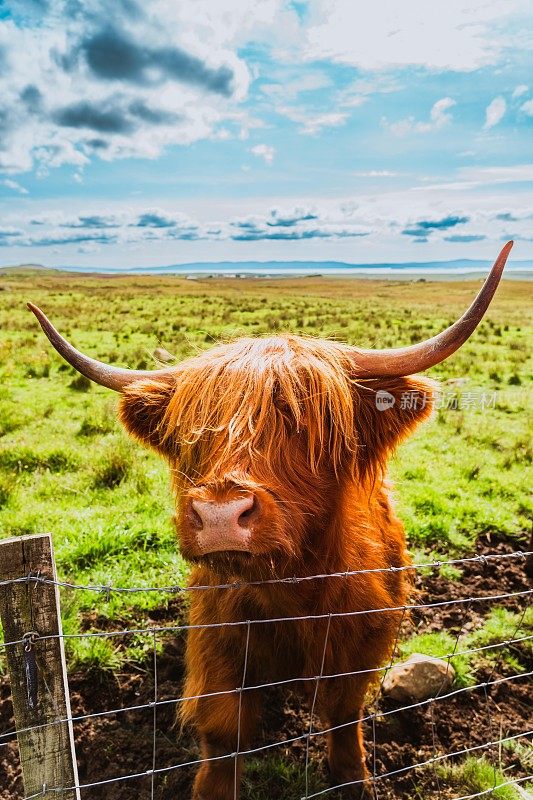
29 242 512 799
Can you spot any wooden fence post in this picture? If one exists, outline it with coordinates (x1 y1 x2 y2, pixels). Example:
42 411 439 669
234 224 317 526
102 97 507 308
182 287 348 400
0 534 80 799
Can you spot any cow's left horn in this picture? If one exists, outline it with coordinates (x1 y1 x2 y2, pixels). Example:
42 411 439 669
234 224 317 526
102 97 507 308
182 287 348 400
349 241 513 377
27 303 175 391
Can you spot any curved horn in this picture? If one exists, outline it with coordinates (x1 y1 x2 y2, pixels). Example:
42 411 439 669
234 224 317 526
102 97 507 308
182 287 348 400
350 241 513 377
27 302 175 391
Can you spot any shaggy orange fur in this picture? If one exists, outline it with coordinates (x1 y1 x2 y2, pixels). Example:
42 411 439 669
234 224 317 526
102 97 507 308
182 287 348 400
119 334 435 800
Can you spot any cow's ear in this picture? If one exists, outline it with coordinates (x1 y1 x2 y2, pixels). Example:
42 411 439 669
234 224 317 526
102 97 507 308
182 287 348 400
118 376 176 456
354 375 436 473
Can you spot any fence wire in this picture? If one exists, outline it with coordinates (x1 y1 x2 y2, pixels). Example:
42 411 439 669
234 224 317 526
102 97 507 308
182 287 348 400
0 549 528 594
0 548 531 800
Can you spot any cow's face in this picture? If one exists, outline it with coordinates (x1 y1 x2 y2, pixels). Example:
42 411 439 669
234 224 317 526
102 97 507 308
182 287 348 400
119 336 434 576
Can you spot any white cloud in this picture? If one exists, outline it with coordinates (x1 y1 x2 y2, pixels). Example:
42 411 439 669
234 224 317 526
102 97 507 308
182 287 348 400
301 112 349 135
333 75 400 113
2 179 28 194
521 99 533 116
415 164 533 191
512 85 529 99
278 107 349 135
413 181 478 191
425 98 456 129
77 244 101 254
460 165 533 183
341 76 401 98
260 70 331 100
386 97 456 135
338 94 366 109
353 170 400 177
484 96 506 129
250 144 275 164
302 0 526 72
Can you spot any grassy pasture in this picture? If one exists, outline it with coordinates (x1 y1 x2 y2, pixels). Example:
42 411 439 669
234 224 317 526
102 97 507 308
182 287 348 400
0 268 531 797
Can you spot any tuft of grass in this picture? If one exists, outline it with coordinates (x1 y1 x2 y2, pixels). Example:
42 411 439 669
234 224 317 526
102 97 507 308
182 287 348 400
467 606 533 674
66 525 163 571
242 756 327 800
405 547 464 580
502 740 533 773
0 474 15 508
439 563 463 580
91 436 132 489
0 404 26 437
0 446 78 473
24 359 51 379
78 409 116 437
69 374 92 392
437 756 526 800
65 635 125 674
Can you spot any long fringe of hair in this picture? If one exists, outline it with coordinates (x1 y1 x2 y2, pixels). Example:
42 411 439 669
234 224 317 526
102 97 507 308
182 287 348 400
159 335 361 482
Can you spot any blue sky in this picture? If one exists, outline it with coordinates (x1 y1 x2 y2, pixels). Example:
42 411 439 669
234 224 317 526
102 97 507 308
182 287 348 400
0 0 532 267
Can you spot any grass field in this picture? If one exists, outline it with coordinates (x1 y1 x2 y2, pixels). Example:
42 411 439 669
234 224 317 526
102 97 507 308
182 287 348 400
0 268 531 797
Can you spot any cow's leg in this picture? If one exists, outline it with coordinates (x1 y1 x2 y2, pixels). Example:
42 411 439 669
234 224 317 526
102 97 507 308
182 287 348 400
317 676 373 799
181 625 261 800
191 689 261 800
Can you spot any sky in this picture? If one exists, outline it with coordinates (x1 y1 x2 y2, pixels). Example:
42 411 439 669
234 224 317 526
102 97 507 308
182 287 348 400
0 0 532 268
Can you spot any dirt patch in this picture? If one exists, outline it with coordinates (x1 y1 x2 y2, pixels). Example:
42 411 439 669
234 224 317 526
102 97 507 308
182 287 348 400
411 530 532 634
1 532 531 800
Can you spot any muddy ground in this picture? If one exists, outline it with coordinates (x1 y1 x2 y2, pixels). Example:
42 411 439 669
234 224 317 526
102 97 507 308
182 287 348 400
1 532 531 800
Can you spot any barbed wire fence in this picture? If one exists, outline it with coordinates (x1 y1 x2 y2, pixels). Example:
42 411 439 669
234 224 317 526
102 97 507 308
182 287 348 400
0 534 532 800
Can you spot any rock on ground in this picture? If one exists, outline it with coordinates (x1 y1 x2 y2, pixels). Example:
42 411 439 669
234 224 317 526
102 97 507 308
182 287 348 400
382 653 456 703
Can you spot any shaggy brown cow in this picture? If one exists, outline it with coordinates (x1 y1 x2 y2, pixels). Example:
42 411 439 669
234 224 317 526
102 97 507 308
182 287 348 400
29 242 512 800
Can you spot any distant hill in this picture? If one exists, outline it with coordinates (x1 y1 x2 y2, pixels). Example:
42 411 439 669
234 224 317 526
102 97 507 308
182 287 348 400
0 264 46 271
1 259 532 278
118 258 533 274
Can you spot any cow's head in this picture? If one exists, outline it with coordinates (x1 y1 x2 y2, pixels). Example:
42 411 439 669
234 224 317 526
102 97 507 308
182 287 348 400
28 243 512 577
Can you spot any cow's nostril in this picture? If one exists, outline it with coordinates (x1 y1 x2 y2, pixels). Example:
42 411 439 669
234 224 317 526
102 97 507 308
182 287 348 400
188 503 204 530
238 497 257 526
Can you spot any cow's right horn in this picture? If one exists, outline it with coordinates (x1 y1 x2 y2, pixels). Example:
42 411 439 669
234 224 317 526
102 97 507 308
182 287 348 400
27 303 175 392
348 241 513 378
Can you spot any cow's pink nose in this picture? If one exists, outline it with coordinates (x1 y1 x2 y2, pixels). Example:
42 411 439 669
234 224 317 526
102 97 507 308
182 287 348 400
189 494 257 553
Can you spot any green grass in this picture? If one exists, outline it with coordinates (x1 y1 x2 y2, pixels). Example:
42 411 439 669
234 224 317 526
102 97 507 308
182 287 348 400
437 756 530 799
242 757 327 800
502 740 533 774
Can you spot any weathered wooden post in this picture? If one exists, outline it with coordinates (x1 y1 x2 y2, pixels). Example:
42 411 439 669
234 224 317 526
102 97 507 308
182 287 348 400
0 534 80 799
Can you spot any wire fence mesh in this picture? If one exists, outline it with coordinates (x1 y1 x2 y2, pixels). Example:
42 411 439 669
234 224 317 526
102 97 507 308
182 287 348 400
1 547 532 800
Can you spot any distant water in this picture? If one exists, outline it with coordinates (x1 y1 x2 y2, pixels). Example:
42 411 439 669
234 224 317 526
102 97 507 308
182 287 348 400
5 259 533 279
